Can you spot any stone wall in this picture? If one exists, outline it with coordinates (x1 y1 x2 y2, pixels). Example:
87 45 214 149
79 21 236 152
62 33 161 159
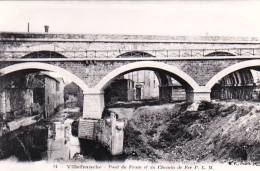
0 71 65 119
44 76 64 118
0 91 5 115
1 32 260 53
2 32 260 41
5 88 33 114
2 32 260 60
78 119 97 140
78 112 124 155
159 86 186 102
1 72 44 117
83 59 246 88
0 58 254 89
45 77 57 118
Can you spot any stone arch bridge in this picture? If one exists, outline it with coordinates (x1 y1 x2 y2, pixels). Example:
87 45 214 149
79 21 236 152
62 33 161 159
2 32 260 154
1 32 260 120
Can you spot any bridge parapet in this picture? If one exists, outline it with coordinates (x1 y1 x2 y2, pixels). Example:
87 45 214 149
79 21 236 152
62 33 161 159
1 32 260 42
1 48 260 59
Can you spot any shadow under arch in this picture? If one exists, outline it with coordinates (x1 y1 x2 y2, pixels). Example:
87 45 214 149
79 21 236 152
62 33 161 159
206 59 260 89
154 70 171 86
22 51 66 58
95 61 200 92
117 51 154 58
204 51 235 57
0 62 89 92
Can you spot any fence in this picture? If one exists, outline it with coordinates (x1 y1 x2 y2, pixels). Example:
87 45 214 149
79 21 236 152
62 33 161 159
1 48 260 59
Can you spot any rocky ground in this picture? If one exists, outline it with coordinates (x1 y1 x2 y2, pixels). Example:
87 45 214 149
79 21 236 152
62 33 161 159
121 100 260 164
1 100 259 164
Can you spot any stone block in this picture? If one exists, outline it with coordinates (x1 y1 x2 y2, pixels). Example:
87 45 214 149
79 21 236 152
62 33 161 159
78 118 98 139
187 91 211 102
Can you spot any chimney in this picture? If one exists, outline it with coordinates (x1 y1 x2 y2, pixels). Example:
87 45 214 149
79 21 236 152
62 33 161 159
27 23 30 33
44 25 49 33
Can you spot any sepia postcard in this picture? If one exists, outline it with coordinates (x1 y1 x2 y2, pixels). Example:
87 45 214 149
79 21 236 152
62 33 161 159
0 1 259 171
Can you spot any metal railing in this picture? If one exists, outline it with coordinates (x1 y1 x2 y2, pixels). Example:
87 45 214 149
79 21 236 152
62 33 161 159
1 48 260 59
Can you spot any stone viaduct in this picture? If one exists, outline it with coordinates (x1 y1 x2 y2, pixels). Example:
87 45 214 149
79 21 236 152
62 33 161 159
1 32 260 120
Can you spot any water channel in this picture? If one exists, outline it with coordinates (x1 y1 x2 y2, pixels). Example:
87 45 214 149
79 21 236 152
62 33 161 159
0 110 125 162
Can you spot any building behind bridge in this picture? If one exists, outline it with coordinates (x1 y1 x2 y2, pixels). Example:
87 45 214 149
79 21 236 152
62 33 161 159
0 72 65 119
105 70 186 104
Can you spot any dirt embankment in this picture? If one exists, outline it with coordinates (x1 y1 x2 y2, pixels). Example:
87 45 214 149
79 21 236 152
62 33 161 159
123 101 260 164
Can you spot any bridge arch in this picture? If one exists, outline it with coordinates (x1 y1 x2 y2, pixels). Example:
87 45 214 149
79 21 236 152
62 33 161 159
0 62 89 92
117 51 154 58
22 51 66 58
95 61 200 91
206 59 260 89
204 51 235 57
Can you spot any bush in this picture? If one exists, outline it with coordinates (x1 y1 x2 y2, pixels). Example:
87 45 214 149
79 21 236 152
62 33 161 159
220 104 237 117
234 106 253 120
198 101 214 111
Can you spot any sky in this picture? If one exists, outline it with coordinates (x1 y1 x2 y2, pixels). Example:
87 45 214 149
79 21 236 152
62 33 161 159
0 1 260 37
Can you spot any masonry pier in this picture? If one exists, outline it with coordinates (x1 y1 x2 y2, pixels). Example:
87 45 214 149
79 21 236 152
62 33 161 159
83 92 104 119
